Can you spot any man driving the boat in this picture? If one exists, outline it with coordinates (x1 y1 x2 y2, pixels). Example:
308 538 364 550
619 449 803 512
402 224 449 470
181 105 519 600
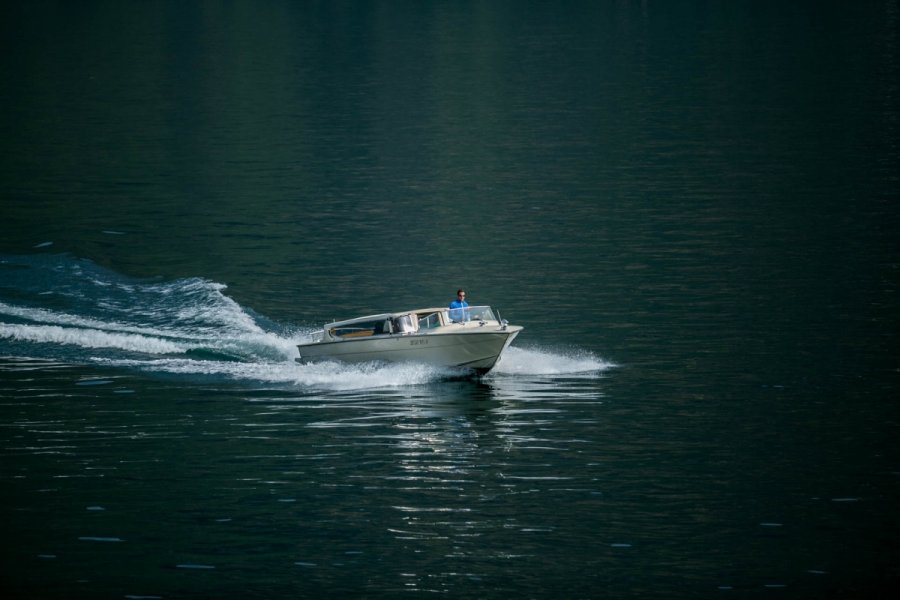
449 289 470 322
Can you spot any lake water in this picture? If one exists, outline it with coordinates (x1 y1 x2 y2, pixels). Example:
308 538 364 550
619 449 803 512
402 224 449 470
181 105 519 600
1 1 898 597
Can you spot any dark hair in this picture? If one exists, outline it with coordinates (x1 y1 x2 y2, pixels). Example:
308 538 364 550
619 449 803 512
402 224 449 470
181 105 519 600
457 289 465 295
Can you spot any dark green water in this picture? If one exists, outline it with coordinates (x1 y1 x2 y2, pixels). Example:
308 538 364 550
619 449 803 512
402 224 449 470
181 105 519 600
2 1 898 597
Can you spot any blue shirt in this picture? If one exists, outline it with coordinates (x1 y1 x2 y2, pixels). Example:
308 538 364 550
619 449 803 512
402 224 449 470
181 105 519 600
449 299 469 322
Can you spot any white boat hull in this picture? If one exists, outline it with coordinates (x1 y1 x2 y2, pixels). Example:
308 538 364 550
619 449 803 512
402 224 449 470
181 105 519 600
296 326 522 374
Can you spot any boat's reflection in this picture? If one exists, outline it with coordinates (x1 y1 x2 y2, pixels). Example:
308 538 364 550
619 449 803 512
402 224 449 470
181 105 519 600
350 372 605 457
268 360 606 463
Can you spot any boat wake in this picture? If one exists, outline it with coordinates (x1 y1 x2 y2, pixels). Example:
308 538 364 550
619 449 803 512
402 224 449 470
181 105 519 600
0 254 613 390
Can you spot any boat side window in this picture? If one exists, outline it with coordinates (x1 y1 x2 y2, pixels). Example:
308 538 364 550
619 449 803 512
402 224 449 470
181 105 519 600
332 319 389 338
417 312 441 329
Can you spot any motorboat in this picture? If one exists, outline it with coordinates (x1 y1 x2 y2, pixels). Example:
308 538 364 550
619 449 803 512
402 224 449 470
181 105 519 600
296 305 522 375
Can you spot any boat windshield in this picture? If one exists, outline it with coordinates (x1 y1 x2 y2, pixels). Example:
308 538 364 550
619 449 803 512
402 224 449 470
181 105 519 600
445 305 497 323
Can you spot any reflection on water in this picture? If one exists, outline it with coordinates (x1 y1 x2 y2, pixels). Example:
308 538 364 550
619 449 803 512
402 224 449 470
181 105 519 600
0 352 615 597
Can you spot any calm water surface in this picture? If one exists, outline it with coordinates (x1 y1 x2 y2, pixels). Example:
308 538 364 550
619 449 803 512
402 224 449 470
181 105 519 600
1 1 898 598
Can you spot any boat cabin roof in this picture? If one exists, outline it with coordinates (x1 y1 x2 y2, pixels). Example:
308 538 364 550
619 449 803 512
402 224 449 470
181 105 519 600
326 307 446 329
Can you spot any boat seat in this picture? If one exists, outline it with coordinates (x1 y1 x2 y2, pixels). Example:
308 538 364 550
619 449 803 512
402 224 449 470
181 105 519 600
341 330 374 338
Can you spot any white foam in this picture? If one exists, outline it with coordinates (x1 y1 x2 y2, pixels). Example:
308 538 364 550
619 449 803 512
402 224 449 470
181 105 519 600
0 300 307 362
491 346 613 376
0 324 187 354
93 342 614 391
96 356 456 391
0 301 155 336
